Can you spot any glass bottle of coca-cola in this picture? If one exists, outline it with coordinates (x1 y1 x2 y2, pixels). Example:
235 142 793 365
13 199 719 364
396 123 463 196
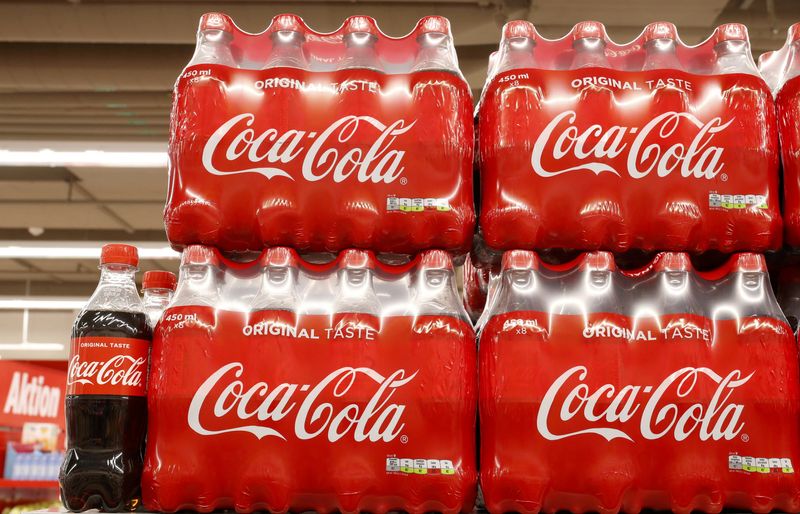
60 244 152 512
142 270 177 328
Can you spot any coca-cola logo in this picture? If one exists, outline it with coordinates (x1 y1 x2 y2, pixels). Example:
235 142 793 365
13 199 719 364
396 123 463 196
202 114 416 183
537 366 753 442
188 362 417 443
531 111 733 179
67 355 146 388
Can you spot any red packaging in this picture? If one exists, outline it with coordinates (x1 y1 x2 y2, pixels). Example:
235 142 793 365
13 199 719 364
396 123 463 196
165 13 474 255
479 250 800 513
760 24 800 247
143 246 477 513
479 21 781 253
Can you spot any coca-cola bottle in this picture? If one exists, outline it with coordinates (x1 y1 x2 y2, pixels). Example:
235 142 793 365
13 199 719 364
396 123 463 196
339 17 383 71
410 16 457 73
263 14 307 69
713 23 758 75
188 12 236 67
414 250 464 318
60 244 152 512
252 247 300 311
171 245 221 308
497 20 537 73
141 271 177 328
642 22 682 71
571 21 610 69
332 249 380 330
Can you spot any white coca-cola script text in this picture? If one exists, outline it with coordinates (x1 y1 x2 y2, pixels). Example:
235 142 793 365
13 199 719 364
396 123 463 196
202 114 416 183
537 366 753 442
188 363 417 443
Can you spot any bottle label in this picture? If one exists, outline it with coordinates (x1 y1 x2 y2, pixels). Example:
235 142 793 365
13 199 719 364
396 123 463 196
67 337 150 396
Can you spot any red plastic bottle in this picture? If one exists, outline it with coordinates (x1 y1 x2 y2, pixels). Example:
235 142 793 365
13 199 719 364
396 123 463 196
60 244 152 512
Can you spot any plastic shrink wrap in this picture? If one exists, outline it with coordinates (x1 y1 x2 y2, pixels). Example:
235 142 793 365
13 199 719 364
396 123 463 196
165 13 474 256
478 21 781 253
479 250 800 513
142 245 477 513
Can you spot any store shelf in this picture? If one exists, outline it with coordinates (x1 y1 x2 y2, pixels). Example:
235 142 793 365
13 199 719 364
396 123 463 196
0 479 58 489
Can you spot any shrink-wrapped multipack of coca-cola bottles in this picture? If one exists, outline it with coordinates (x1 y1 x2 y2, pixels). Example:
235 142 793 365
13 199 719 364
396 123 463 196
142 246 476 513
165 13 474 255
760 23 800 248
479 250 800 513
478 20 781 254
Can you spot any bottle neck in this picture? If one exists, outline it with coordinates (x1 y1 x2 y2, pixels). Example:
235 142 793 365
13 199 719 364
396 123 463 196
265 31 306 68
143 289 174 303
643 39 681 70
572 38 609 68
191 30 235 66
173 264 219 306
499 38 536 72
85 264 143 313
341 34 381 70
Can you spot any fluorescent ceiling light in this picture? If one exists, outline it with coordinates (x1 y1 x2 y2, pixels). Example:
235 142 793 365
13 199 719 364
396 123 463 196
0 298 85 310
0 343 65 352
0 149 167 168
0 242 179 260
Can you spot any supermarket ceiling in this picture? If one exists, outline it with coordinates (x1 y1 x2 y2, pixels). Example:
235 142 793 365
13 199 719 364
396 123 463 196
0 0 799 293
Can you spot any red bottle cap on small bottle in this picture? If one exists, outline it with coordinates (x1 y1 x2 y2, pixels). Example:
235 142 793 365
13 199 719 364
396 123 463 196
503 20 536 41
182 245 219 266
418 250 454 271
418 16 450 36
269 14 304 35
339 249 375 270
580 251 616 271
644 22 677 43
262 247 300 268
502 250 539 271
573 21 606 41
199 12 234 34
143 271 177 291
715 23 748 44
343 16 379 36
100 244 138 267
653 252 692 272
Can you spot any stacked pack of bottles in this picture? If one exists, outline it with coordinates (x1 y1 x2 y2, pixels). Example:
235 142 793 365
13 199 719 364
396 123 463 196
165 12 474 255
151 12 476 514
474 20 800 514
477 20 780 254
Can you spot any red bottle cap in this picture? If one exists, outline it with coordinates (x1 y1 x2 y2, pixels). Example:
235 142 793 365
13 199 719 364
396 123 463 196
418 250 453 271
503 20 536 41
573 21 606 41
418 16 450 36
199 12 234 34
653 252 692 272
338 249 375 270
262 247 299 268
715 23 748 44
580 251 616 271
143 271 177 291
790 22 800 43
182 245 219 267
502 250 539 271
731 253 766 273
343 16 379 36
269 14 304 35
100 244 138 267
643 22 677 43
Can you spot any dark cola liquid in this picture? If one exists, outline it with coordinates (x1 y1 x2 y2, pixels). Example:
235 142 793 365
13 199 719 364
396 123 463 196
60 310 151 512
